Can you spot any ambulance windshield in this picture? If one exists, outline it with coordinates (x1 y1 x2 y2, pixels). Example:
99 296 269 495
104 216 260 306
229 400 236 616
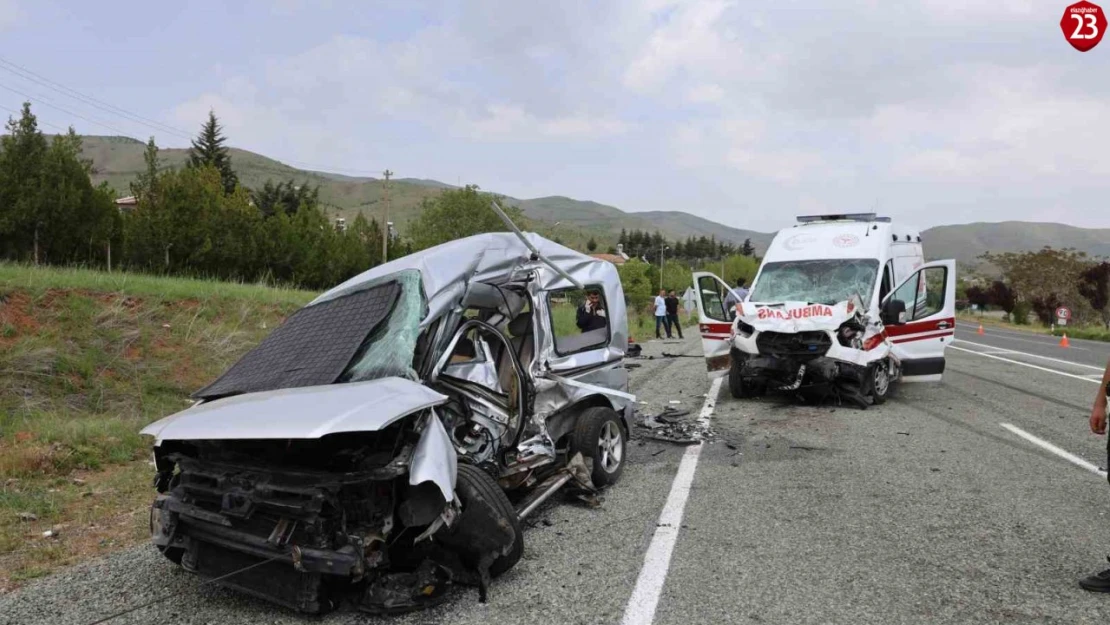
749 258 879 306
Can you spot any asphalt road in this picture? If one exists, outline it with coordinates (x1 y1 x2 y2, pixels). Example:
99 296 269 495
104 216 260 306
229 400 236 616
3 328 1110 625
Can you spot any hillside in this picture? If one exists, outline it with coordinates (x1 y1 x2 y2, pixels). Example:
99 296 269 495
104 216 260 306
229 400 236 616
76 136 768 250
922 222 1110 265
74 136 1110 267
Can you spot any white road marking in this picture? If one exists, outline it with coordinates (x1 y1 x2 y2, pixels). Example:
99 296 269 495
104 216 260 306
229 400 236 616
1000 423 1107 478
953 339 1106 371
621 375 723 625
949 345 1101 384
954 328 1090 351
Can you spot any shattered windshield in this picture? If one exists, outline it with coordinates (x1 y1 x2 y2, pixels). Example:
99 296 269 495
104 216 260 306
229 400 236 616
749 259 879 306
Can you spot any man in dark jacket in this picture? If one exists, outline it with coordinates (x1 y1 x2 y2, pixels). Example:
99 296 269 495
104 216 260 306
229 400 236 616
576 289 608 333
664 290 683 339
1080 358 1110 592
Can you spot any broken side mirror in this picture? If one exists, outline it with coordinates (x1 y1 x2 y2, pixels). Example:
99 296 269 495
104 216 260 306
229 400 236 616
881 298 907 326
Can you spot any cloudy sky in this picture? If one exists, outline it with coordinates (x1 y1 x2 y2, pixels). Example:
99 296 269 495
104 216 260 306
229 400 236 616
2 0 1108 233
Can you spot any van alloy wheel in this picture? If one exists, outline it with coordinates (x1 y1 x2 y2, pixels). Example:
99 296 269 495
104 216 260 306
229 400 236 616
598 420 623 473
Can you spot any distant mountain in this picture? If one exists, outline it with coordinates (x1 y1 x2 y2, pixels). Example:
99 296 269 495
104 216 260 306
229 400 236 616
922 222 1110 266
71 136 1110 268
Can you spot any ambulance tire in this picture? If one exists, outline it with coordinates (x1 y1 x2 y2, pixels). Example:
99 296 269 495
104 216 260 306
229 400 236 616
728 357 754 399
865 360 892 405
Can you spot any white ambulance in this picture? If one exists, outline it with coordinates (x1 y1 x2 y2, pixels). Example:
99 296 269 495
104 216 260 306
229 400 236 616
692 213 956 408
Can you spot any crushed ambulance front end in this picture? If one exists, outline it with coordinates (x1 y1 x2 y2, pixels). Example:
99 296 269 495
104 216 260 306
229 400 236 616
726 297 899 408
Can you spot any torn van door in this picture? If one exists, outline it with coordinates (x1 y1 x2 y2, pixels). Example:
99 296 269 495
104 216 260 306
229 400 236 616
692 271 737 378
881 259 956 382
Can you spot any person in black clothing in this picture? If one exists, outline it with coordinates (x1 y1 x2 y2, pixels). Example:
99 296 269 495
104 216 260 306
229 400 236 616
576 289 608 332
1079 358 1110 592
664 290 683 339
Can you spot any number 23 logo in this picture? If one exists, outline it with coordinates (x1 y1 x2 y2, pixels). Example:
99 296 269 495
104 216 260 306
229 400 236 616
1071 12 1100 38
1060 1 1107 52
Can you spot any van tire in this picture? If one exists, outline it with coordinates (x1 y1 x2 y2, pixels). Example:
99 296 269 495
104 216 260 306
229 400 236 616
571 407 626 487
454 463 524 577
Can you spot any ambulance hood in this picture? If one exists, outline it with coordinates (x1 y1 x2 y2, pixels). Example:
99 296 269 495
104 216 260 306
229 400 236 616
738 296 865 334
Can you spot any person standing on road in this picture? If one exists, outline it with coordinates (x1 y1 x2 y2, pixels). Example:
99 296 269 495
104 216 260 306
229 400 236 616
1080 357 1110 592
654 289 671 339
665 289 684 339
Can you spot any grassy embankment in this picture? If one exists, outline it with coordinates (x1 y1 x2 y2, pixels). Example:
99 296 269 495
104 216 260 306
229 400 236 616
0 263 314 590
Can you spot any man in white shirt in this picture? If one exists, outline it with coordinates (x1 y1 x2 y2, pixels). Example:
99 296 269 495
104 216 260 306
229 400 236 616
654 289 671 339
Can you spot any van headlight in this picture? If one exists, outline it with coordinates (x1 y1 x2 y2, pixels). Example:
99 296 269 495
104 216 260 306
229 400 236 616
737 321 755 338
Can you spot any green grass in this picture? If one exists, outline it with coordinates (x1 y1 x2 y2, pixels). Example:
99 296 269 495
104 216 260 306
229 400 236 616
0 262 315 587
1050 326 1110 341
0 262 314 306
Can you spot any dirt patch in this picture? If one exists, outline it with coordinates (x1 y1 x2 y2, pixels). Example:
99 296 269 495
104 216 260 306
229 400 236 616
0 292 41 335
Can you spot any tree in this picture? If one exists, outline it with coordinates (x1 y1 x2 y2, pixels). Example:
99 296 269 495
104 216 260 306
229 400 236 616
966 285 990 309
741 238 755 256
131 137 161 203
0 102 49 262
408 185 526 251
586 237 598 252
252 180 320 218
980 246 1094 325
1079 262 1110 329
987 281 1015 316
187 111 239 195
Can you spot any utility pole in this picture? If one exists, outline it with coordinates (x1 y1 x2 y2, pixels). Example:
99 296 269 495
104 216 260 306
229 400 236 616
659 245 668 290
382 170 392 264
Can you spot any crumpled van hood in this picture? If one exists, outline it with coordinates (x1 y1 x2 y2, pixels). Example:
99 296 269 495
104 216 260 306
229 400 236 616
739 299 861 333
140 377 448 445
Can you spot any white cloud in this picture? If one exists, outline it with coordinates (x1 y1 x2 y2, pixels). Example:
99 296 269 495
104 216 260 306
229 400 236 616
622 0 740 92
0 0 22 30
159 0 1110 230
455 105 632 141
687 83 725 104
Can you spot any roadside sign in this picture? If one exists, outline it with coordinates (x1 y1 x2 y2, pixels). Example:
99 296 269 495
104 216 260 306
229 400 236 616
1061 1 1107 52
1056 306 1072 326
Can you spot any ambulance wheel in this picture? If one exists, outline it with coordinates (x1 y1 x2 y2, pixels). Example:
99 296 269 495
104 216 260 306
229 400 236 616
728 360 753 399
865 361 892 405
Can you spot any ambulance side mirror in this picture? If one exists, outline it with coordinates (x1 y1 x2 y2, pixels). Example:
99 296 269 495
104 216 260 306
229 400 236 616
881 299 907 326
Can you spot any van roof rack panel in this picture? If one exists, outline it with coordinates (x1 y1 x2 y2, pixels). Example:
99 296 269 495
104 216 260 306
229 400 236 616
796 213 891 224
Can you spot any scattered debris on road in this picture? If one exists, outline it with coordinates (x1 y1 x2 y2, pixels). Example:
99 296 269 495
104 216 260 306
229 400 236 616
635 406 716 445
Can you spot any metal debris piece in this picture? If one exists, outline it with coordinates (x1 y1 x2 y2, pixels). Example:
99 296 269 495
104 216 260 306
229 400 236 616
636 407 715 445
359 560 453 615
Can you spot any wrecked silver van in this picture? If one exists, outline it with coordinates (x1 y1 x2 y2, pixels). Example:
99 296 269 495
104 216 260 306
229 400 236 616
140 229 635 615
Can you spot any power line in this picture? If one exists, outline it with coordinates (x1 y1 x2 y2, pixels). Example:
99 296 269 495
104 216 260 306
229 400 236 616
0 102 67 132
0 81 132 136
0 58 390 179
0 56 193 140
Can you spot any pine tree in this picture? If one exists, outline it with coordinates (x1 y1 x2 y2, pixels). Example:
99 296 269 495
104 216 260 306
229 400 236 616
187 111 239 195
587 237 597 252
0 102 49 262
741 238 755 256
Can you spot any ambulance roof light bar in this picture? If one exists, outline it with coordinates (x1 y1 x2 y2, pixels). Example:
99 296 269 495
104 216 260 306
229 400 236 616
796 213 891 224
